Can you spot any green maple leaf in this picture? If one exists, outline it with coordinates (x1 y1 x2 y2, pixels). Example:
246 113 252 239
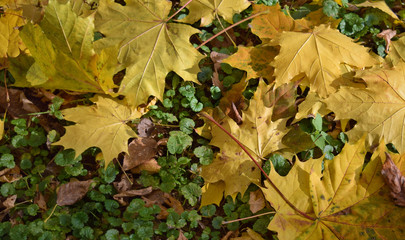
94 0 204 106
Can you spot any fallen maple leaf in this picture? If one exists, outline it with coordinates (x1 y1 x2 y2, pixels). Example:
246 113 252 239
95 0 203 106
201 81 288 201
356 0 399 20
324 61 405 153
57 180 93 206
294 92 329 122
0 9 25 58
54 95 141 167
223 45 277 82
387 35 405 65
263 137 405 239
180 0 251 26
250 4 309 41
271 24 378 98
9 0 117 94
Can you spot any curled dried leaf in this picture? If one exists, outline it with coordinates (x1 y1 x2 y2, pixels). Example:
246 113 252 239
113 174 133 193
377 29 397 53
382 152 405 207
113 187 153 199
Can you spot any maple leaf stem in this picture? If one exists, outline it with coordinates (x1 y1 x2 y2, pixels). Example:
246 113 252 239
215 13 236 47
166 0 194 22
222 211 275 224
199 112 316 221
196 11 266 50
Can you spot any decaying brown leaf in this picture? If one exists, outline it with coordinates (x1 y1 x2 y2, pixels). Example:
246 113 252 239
137 118 155 138
382 152 405 206
249 190 265 213
130 159 161 174
0 194 17 221
0 166 22 183
210 51 229 91
56 179 93 206
113 174 133 193
113 186 153 200
2 194 16 209
143 191 184 219
123 138 158 171
34 192 47 210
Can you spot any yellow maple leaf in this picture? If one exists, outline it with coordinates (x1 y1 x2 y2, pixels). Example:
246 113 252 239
94 0 203 106
180 0 250 26
201 81 288 201
9 0 117 95
263 137 405 239
324 61 405 153
223 44 277 82
54 95 141 167
250 4 310 41
271 24 378 98
387 35 405 66
356 0 399 20
0 9 25 58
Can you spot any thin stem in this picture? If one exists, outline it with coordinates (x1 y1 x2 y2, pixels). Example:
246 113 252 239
196 11 266 50
222 211 275 224
44 204 58 223
114 159 133 185
199 112 316 221
154 123 180 127
215 13 236 47
166 0 193 22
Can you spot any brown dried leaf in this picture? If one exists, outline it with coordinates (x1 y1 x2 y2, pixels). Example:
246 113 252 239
113 187 153 199
3 195 17 209
143 191 184 219
0 166 22 183
178 230 188 240
0 86 40 119
123 138 158 171
163 193 184 215
56 180 93 206
249 190 265 213
210 51 229 91
34 192 47 210
382 152 405 206
137 118 155 138
377 29 397 53
131 159 161 174
113 174 133 193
